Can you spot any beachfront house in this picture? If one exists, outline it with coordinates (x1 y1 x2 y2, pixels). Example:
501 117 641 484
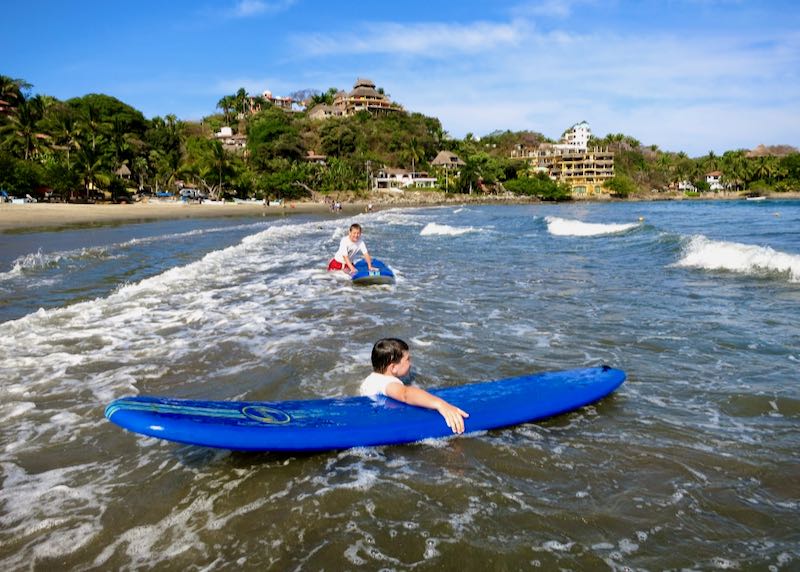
372 168 436 191
706 171 723 191
431 150 466 191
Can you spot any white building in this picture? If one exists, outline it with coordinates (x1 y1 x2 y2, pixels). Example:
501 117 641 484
706 171 723 191
555 121 591 152
372 168 436 190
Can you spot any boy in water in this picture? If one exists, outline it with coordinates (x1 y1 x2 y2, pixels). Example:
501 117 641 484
360 338 469 434
328 223 375 274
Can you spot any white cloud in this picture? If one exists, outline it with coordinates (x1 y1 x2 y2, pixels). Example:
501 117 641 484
229 0 295 19
296 20 527 57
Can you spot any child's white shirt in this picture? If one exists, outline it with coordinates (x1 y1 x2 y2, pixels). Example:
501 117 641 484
359 372 402 396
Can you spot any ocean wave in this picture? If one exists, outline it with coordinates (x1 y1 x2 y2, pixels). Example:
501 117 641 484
0 247 111 282
545 216 641 237
419 222 479 236
674 235 800 282
0 221 274 284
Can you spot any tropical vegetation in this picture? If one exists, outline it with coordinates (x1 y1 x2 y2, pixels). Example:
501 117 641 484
1 74 798 203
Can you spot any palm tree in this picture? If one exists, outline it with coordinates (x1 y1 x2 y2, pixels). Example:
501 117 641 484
0 75 31 114
704 151 719 172
76 143 105 200
109 116 132 170
235 88 249 117
2 96 47 160
81 103 106 151
211 139 227 193
217 95 235 125
55 110 81 168
132 155 149 192
406 137 423 175
753 155 777 183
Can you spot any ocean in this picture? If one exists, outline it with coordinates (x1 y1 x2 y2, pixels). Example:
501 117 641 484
1 200 798 570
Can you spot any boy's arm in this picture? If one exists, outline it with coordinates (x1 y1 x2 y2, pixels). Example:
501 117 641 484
361 244 375 270
385 383 469 434
341 254 356 273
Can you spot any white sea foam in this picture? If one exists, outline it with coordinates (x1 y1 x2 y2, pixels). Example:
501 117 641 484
0 247 111 283
545 216 640 237
674 235 800 282
419 222 479 236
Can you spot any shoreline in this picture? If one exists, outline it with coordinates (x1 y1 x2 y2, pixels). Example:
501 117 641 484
0 194 534 233
2 192 798 233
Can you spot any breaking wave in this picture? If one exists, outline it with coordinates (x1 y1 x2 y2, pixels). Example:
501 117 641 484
420 223 479 236
674 235 800 282
545 216 641 237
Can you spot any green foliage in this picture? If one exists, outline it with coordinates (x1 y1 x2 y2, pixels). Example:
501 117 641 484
0 151 44 194
5 73 800 202
603 174 638 198
248 107 304 166
503 173 571 201
66 93 148 136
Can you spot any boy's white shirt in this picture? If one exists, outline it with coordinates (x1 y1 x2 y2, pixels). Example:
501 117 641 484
334 236 368 263
359 372 402 397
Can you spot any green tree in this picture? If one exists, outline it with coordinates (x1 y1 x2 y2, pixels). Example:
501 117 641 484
217 95 235 125
504 173 571 200
603 174 638 198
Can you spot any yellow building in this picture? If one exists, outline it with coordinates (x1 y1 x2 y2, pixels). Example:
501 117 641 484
511 141 615 197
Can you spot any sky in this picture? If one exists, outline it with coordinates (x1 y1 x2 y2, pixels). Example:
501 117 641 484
5 0 800 156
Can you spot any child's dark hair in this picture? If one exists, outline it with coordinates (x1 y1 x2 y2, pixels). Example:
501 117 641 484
350 223 362 232
371 338 409 373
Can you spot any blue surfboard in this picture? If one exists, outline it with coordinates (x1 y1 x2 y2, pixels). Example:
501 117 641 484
351 258 395 285
105 366 625 452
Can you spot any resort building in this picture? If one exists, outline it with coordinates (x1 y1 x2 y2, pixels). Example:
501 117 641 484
511 122 614 196
332 78 403 117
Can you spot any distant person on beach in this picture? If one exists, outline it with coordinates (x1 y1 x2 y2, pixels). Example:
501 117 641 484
360 338 469 434
328 223 375 274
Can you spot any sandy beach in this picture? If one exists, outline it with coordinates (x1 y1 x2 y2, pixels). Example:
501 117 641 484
0 200 359 233
0 193 536 233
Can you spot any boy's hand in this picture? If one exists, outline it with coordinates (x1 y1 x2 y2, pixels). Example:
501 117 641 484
436 403 469 434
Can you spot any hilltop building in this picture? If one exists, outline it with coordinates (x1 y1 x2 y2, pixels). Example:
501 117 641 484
214 126 247 152
334 78 402 116
556 120 591 151
511 122 614 197
261 90 294 111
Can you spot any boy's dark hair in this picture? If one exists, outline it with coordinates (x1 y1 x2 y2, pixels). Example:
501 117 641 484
371 338 409 373
350 223 362 232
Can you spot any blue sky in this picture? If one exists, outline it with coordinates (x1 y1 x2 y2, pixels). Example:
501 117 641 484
6 0 799 156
